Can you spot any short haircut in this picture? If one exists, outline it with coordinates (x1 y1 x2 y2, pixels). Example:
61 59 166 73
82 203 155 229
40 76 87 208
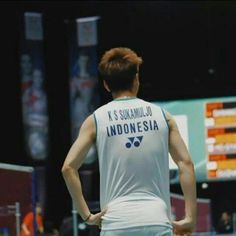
98 47 143 92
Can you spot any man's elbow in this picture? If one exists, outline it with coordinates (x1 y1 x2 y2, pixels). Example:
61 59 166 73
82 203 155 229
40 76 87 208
61 164 74 178
178 158 195 172
184 159 194 168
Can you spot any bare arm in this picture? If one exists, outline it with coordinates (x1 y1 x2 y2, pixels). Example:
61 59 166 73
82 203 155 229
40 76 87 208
38 224 44 233
61 115 106 226
166 111 197 233
21 224 30 236
38 227 44 234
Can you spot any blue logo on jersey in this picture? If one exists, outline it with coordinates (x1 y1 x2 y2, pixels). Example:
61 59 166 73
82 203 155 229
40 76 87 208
125 136 143 148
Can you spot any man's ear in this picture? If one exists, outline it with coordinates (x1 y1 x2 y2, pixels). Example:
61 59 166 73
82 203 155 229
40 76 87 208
103 80 111 92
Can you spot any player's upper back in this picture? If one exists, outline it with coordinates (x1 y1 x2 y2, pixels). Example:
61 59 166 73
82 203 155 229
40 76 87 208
94 97 170 202
94 97 169 150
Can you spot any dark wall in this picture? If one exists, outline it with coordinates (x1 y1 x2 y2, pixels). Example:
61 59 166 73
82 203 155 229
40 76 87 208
1 0 236 229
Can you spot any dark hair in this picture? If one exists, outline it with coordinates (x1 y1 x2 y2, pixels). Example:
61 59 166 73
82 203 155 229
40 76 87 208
98 47 143 92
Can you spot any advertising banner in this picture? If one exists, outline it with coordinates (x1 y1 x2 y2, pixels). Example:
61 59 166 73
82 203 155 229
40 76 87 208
20 12 49 161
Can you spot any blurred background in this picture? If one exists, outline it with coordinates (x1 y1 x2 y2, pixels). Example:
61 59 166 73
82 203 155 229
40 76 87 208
0 1 236 235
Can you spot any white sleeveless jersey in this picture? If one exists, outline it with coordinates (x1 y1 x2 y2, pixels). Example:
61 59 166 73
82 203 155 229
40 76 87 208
93 97 172 230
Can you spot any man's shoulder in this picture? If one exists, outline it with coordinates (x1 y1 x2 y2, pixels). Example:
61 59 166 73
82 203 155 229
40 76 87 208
23 211 33 221
140 99 162 110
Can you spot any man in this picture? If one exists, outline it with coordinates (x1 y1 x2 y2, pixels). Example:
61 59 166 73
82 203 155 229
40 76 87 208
21 202 44 236
62 47 197 235
217 211 233 234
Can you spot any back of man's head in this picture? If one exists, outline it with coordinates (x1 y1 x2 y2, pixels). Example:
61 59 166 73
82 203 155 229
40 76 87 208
98 47 143 92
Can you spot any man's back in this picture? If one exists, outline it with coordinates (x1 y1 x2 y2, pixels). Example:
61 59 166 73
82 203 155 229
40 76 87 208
62 47 196 235
94 97 172 230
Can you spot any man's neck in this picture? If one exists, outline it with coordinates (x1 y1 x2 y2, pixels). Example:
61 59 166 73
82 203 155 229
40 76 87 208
112 90 137 100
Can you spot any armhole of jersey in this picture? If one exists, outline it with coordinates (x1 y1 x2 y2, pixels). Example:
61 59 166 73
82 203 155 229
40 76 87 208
161 108 170 153
161 108 170 130
93 112 98 142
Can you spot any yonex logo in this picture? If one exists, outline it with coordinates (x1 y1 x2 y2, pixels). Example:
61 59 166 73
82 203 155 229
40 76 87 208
125 136 143 148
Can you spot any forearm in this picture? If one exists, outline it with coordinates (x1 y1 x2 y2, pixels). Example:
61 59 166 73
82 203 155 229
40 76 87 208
62 166 90 220
38 226 44 233
22 224 30 235
178 160 197 223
